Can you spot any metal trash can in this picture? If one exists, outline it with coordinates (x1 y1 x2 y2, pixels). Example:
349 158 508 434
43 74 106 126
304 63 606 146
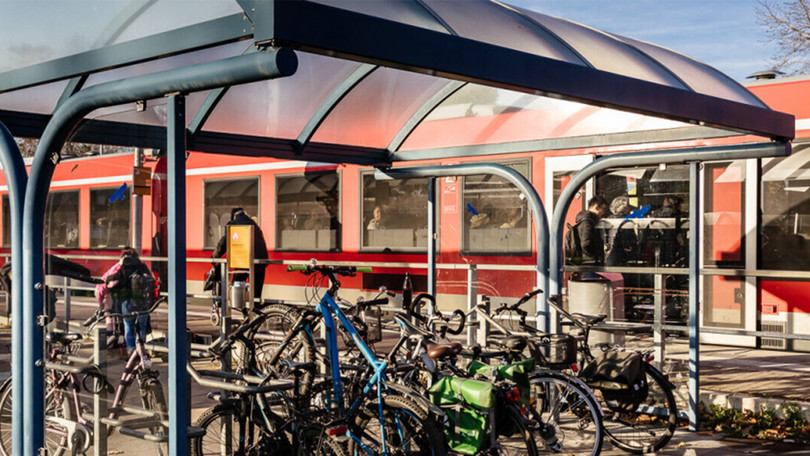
566 274 625 346
230 281 248 311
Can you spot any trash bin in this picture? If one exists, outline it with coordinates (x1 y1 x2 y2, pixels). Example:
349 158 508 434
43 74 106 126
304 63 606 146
566 274 625 346
230 281 248 311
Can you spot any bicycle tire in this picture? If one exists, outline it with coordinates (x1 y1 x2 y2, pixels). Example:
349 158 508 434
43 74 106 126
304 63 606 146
599 362 677 454
258 304 317 399
496 403 539 456
530 371 604 456
140 378 169 456
0 376 75 456
192 403 291 456
349 394 446 456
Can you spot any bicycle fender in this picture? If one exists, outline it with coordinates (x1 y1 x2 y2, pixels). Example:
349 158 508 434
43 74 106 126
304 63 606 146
383 381 446 419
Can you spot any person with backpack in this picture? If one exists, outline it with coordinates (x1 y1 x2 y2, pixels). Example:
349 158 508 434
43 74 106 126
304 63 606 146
106 247 156 353
568 196 608 267
605 196 639 267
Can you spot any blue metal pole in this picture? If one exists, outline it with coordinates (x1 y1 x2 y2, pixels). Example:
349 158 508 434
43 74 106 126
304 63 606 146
0 122 28 456
167 95 189 454
427 178 437 297
22 49 297 454
375 164 549 329
688 162 700 431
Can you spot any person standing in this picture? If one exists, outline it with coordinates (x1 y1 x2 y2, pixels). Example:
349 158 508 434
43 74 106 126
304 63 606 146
605 196 638 266
575 195 609 266
213 207 269 302
106 248 154 353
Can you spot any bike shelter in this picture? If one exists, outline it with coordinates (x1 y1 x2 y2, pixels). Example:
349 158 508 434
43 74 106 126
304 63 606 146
0 1 795 454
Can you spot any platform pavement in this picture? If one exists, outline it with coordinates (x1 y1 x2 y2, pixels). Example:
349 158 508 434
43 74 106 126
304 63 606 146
0 298 809 454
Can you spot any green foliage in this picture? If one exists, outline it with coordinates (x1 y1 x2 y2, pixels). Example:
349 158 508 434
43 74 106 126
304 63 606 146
700 401 810 442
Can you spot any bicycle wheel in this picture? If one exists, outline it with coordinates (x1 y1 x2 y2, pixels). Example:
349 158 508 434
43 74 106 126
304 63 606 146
192 403 290 456
258 304 317 398
300 423 350 456
530 371 604 456
599 363 677 454
140 378 169 456
349 394 446 456
0 376 75 456
495 403 538 456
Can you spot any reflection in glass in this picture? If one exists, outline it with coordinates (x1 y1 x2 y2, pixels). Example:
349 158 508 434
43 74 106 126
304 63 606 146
46 191 80 249
204 178 259 250
1 196 9 248
277 172 340 251
362 174 428 251
89 187 130 249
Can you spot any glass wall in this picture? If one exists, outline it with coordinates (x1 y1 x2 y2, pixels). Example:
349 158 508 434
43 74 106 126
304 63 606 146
203 178 260 250
89 187 131 249
361 173 427 251
462 160 530 254
1 195 8 248
46 190 80 249
277 172 340 251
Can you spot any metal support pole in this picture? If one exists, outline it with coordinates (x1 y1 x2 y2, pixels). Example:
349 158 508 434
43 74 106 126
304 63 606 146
168 94 189 454
132 148 143 253
653 272 664 370
63 277 71 324
466 265 478 347
688 162 701 431
427 178 437 298
93 327 107 456
476 295 490 348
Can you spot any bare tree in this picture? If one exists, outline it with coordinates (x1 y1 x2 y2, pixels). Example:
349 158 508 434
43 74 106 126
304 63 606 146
758 0 810 75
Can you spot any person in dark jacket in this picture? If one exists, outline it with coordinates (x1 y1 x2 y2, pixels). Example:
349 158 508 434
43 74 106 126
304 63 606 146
605 196 638 266
575 196 609 266
106 248 153 352
212 207 269 302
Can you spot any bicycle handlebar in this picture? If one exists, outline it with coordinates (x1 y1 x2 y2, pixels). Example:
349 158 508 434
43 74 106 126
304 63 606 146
286 264 371 275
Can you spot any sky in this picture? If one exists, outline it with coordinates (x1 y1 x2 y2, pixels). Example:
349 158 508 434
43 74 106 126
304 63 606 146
512 0 781 83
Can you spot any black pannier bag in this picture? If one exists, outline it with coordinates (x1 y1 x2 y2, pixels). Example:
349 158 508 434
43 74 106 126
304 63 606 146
580 351 648 413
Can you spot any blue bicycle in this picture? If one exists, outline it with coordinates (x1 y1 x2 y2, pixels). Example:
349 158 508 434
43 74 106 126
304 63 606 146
270 262 446 456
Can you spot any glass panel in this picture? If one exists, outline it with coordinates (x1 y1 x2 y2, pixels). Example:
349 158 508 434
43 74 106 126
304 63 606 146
462 161 530 255
0 81 69 115
45 190 80 249
276 172 340 251
1 1 241 72
204 53 361 140
1 195 8 248
704 162 745 268
204 178 260 250
311 68 448 148
361 174 428 251
519 8 686 88
761 145 810 270
89 187 131 249
401 85 686 151
704 275 745 328
424 0 583 64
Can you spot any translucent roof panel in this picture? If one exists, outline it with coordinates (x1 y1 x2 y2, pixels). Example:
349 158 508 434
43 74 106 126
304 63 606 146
0 1 242 73
310 68 449 149
83 91 209 128
0 81 69 115
203 53 363 139
422 0 584 64
400 84 686 151
309 0 450 34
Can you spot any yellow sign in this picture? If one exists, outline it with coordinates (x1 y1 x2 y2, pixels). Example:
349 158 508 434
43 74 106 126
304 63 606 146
133 166 151 196
227 225 253 270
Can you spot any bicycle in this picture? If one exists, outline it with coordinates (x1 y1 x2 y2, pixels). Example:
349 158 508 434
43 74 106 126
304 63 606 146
500 291 678 454
0 298 170 456
277 262 446 456
406 293 605 456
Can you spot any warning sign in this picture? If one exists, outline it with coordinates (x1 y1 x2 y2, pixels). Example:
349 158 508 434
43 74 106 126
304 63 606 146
227 225 253 270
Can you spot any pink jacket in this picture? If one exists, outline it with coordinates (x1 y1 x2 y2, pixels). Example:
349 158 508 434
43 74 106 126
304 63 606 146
95 260 122 305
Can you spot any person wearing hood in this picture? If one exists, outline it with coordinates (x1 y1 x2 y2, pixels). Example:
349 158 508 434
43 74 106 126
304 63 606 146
212 207 269 302
105 248 153 353
575 195 609 266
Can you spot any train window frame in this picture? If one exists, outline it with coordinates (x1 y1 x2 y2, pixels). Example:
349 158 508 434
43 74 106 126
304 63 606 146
460 158 532 257
275 169 341 253
88 186 131 250
359 170 431 254
202 176 261 251
47 189 82 250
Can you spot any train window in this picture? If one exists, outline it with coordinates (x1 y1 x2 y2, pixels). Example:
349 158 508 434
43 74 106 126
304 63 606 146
1 195 8 248
462 161 530 255
361 173 428 251
761 146 810 270
46 190 81 249
89 187 130 249
276 172 340 251
204 178 260 250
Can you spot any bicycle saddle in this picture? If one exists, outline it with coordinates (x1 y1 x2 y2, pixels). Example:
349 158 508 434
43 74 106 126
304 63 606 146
45 331 83 346
571 313 607 326
393 314 434 340
426 341 463 360
489 335 527 352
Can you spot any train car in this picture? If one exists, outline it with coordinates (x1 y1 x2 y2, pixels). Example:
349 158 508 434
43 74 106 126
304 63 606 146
2 74 810 350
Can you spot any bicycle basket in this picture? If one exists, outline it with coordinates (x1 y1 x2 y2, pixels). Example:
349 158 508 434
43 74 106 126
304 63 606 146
580 351 649 413
532 333 577 369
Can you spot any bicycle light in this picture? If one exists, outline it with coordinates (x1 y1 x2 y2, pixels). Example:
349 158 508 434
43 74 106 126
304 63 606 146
327 425 348 436
505 386 521 404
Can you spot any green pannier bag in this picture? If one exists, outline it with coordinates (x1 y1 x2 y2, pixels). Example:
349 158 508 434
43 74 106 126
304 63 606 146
428 377 495 455
467 358 536 405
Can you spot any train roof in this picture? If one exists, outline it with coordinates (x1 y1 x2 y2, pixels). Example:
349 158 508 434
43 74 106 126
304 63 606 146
0 0 794 165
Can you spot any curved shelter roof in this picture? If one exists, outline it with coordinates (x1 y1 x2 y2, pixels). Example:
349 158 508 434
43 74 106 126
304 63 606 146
0 0 794 165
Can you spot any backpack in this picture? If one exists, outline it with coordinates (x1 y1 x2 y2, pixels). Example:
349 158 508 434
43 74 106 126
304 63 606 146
564 221 583 265
127 266 156 312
